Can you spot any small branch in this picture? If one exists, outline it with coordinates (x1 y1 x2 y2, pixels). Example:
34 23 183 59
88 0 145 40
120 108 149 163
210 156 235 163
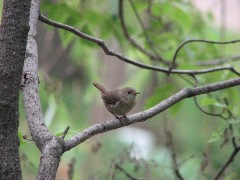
38 14 240 76
195 54 240 66
184 69 235 118
229 124 238 149
118 0 167 64
128 0 163 57
64 77 240 151
127 0 167 64
213 146 240 180
112 162 156 180
164 129 184 180
168 39 240 75
61 126 70 139
114 163 137 180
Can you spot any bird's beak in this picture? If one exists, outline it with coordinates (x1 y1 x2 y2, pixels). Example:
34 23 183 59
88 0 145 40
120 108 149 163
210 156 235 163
135 92 140 95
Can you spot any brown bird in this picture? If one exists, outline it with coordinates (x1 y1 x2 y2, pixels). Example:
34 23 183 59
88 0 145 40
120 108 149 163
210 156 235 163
93 81 140 119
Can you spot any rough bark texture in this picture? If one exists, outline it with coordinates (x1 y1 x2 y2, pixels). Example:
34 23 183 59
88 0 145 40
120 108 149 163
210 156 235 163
22 0 64 179
0 0 31 179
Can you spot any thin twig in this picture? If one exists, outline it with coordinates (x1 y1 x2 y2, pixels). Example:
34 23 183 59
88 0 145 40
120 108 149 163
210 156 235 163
195 54 240 66
114 163 138 180
127 0 167 64
193 96 224 117
164 122 184 180
118 0 167 64
213 146 240 180
61 126 70 139
38 13 240 76
168 39 240 75
191 75 224 117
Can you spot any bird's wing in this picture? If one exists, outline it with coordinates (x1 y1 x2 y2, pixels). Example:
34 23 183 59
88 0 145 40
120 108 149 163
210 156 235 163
101 91 121 105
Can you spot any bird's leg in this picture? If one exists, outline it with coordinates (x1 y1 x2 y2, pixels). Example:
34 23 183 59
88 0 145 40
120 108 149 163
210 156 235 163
110 112 128 125
110 112 121 119
119 114 128 125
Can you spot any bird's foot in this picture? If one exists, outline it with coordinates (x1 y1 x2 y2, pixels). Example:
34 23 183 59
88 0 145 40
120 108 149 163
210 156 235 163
118 115 128 125
112 113 128 125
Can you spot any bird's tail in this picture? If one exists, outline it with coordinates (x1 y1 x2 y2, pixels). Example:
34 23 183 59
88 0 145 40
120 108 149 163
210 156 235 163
93 81 107 94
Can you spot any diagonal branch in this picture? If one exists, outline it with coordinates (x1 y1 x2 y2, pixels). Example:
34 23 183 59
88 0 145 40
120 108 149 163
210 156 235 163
214 146 240 180
164 128 184 180
128 0 165 60
114 163 138 180
118 0 168 65
38 14 240 76
64 77 240 151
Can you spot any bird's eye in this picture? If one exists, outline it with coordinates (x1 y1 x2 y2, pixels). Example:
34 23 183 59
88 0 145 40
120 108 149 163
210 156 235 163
127 90 131 94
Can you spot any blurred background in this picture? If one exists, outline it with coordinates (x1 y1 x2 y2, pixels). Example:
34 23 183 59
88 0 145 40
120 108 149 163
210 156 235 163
1 0 240 179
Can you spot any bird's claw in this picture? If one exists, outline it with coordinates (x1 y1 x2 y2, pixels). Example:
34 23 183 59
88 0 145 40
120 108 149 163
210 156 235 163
117 115 128 125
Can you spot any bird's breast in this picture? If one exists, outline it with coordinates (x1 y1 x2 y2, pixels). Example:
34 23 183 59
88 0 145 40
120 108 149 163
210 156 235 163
105 97 136 115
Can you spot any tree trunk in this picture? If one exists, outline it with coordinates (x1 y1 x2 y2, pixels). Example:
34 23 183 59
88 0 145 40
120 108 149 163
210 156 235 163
0 0 31 179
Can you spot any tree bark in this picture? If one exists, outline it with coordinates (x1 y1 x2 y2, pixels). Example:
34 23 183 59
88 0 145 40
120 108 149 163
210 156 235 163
22 0 64 179
0 0 31 179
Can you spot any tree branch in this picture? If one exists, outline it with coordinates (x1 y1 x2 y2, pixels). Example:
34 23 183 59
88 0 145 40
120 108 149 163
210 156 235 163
213 146 240 180
64 77 240 151
22 0 63 179
38 14 240 76
195 54 240 66
114 163 138 180
168 39 240 74
164 127 184 180
118 0 168 65
61 126 70 139
128 0 165 59
22 0 52 152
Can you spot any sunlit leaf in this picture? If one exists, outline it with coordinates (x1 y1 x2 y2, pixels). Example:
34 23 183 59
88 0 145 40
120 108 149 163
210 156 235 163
200 98 217 106
208 123 227 143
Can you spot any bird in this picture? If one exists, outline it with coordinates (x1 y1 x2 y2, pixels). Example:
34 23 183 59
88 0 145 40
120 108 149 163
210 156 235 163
93 81 140 119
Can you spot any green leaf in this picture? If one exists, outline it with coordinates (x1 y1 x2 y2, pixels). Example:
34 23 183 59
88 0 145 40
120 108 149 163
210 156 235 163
200 98 217 106
200 98 227 108
213 102 227 108
208 124 227 143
